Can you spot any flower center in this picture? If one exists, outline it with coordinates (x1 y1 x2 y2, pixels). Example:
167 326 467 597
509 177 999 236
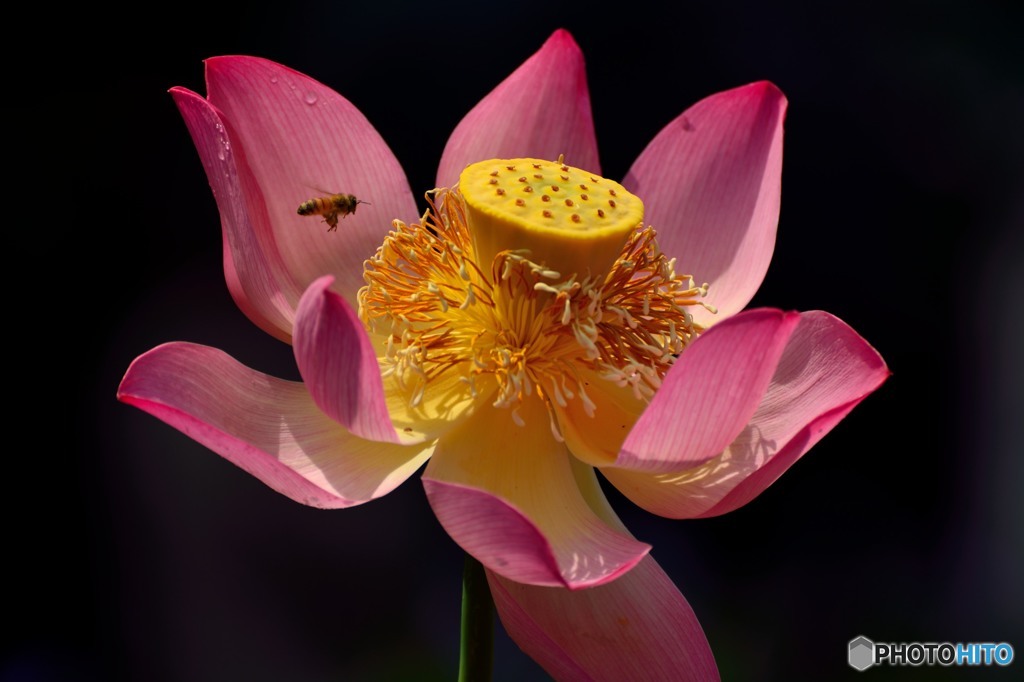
358 157 709 428
460 157 643 283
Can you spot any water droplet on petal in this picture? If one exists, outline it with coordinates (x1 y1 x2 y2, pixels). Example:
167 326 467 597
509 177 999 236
216 136 231 158
270 76 278 84
304 92 318 105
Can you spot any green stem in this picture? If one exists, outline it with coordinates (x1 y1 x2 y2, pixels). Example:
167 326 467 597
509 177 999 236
458 553 494 682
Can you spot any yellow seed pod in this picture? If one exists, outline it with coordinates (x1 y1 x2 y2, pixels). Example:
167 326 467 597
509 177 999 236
460 158 643 282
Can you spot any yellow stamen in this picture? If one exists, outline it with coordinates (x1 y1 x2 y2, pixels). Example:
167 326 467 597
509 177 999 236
358 158 708 427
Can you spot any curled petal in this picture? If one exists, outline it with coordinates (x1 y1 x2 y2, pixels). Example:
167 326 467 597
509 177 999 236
204 56 417 306
624 81 786 326
488 459 717 680
172 87 299 342
436 29 600 187
118 342 431 508
489 557 718 682
605 311 889 518
293 276 405 444
616 308 800 472
293 279 484 444
423 398 649 588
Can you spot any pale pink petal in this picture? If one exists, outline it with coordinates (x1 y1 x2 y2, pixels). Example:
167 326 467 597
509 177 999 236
604 311 889 518
118 342 431 508
489 557 717 682
204 56 417 306
172 87 299 342
423 398 649 588
436 29 600 187
488 461 717 680
624 82 786 326
293 276 403 444
616 308 800 472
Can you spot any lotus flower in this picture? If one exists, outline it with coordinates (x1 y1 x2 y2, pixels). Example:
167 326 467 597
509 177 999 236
118 29 888 680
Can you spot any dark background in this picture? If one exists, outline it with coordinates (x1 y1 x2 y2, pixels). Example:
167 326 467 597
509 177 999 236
9 0 1022 680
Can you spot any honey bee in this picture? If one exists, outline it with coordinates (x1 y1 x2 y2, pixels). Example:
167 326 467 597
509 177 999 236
296 193 369 231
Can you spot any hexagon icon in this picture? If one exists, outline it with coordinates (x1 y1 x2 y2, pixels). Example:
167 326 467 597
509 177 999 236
849 636 875 671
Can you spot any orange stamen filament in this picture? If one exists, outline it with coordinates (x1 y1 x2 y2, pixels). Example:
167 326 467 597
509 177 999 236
358 185 710 421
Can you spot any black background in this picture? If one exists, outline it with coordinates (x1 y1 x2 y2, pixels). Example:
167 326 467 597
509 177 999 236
10 0 1022 680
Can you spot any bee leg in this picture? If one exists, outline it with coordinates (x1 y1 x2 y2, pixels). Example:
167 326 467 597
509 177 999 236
325 213 339 232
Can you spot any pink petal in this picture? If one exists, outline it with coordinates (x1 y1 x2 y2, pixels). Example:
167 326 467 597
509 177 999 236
624 82 787 326
118 342 431 508
488 556 718 682
436 29 600 187
172 87 299 342
604 311 889 519
293 277 481 444
616 308 800 472
486 468 717 681
293 276 402 444
422 398 649 588
204 56 417 306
